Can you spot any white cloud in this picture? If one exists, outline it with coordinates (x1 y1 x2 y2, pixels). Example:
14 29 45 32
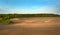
0 6 59 14
10 6 57 14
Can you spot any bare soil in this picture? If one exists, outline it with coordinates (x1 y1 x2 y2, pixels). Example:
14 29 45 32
0 17 60 35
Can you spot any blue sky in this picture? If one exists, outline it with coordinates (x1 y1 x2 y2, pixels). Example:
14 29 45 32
0 0 60 14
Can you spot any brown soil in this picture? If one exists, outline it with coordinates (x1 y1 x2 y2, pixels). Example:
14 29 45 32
0 17 60 35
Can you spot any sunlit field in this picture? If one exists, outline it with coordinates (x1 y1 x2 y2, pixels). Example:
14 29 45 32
0 16 60 35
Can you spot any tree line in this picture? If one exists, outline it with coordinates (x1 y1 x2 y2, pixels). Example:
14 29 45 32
0 14 60 24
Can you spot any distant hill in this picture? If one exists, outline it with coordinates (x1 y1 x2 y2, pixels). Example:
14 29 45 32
0 14 60 18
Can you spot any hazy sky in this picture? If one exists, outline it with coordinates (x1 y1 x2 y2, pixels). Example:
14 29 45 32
0 0 60 14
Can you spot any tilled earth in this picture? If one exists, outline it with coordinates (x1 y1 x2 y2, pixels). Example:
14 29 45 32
0 17 60 35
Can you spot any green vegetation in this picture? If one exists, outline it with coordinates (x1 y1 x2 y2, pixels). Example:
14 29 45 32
0 14 60 24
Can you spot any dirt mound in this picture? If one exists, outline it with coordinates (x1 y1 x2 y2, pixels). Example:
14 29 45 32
12 17 60 27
